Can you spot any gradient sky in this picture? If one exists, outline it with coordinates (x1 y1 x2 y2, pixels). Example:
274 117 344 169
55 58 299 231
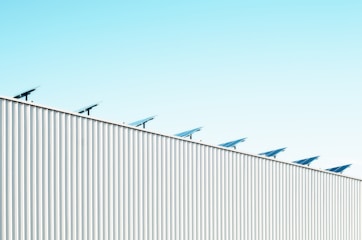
1 1 361 178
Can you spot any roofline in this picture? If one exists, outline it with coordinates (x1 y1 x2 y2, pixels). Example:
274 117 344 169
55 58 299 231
1 95 361 182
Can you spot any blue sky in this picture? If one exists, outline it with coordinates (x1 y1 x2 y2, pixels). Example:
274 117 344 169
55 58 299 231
1 1 361 178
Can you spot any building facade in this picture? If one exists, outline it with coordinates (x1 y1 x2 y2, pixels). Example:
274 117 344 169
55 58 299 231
0 96 361 239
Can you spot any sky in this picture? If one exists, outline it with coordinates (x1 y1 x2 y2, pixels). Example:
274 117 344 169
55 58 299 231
0 1 361 179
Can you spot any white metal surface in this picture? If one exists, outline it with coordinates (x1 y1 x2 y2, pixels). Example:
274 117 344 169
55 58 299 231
0 96 361 240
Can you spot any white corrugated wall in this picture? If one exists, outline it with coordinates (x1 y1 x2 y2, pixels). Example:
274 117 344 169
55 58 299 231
0 96 361 240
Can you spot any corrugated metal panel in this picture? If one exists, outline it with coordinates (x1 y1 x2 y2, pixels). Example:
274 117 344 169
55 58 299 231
0 96 361 240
